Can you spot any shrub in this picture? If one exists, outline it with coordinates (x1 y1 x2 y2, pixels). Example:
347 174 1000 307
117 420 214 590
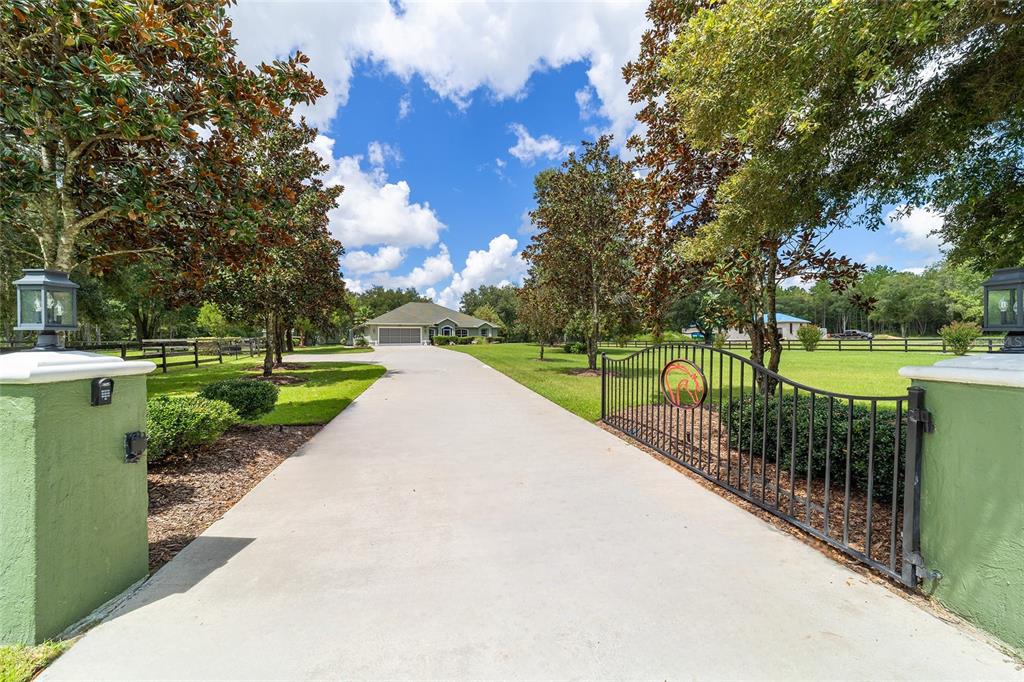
725 393 905 501
432 335 455 346
562 341 586 354
939 320 981 355
200 378 279 419
147 395 239 461
712 334 726 350
797 325 824 351
455 336 474 345
355 336 369 348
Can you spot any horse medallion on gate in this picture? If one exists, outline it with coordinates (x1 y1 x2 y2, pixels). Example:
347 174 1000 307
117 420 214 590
660 359 708 409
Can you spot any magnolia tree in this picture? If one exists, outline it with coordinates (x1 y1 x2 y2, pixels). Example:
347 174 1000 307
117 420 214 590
620 0 738 339
209 115 346 376
523 137 634 370
0 0 324 283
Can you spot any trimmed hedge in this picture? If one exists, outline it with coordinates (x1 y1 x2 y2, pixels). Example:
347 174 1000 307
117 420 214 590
200 378 279 420
147 395 239 461
432 335 474 345
725 393 906 500
563 341 586 354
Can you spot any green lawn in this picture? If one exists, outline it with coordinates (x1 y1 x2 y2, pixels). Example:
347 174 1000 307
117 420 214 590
448 342 948 422
0 641 70 682
147 354 384 425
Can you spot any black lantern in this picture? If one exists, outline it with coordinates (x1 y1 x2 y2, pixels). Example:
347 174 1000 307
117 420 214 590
981 267 1024 352
13 269 79 349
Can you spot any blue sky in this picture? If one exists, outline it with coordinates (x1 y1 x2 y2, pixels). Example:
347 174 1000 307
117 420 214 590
230 1 946 306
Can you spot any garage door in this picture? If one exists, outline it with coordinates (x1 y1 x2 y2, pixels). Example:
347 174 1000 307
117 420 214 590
378 327 421 345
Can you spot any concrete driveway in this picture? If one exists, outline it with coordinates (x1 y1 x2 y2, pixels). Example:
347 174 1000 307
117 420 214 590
45 346 1021 679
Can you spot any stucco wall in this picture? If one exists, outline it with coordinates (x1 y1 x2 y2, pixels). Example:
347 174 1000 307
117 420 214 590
0 375 149 644
914 379 1024 655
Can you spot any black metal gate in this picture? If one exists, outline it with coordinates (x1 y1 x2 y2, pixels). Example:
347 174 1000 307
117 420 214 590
601 343 929 588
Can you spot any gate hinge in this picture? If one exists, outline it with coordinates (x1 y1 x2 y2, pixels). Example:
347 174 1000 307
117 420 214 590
909 407 934 433
907 551 943 582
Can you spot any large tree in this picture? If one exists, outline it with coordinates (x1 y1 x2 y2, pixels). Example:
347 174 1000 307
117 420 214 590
210 114 345 376
0 0 324 279
660 0 1024 270
523 136 634 370
621 0 737 339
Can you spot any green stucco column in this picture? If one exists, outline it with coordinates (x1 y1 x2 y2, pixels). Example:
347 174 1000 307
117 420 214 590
900 355 1024 655
0 351 155 645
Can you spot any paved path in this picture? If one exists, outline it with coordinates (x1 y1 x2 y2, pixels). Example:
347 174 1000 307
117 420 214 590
46 347 1021 680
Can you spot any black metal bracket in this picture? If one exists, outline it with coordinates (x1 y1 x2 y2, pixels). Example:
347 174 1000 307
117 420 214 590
908 407 934 433
124 431 148 463
906 551 943 582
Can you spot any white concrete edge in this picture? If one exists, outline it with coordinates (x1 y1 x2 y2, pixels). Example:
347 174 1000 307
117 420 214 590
0 350 157 384
898 365 1024 388
900 353 1024 388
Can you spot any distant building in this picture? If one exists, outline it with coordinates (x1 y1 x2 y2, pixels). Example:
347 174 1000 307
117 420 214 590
725 313 814 341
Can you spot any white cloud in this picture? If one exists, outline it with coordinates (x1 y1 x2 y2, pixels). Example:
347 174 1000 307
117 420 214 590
229 1 648 143
312 135 445 249
340 246 405 276
367 141 401 170
398 94 412 119
902 267 927 275
375 244 454 289
435 234 527 308
888 206 945 261
508 123 574 164
575 86 596 120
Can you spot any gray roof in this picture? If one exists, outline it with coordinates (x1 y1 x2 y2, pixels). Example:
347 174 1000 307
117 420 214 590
363 302 499 328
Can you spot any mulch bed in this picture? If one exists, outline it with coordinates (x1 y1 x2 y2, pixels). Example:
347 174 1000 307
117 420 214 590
250 374 306 385
147 424 321 571
601 404 908 587
245 362 311 372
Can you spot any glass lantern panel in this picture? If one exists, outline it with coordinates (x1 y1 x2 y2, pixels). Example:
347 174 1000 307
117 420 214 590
45 289 74 326
19 287 43 325
988 288 1017 326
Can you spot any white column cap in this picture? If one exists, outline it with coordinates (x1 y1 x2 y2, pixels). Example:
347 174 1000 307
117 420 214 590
899 354 1024 389
0 351 156 384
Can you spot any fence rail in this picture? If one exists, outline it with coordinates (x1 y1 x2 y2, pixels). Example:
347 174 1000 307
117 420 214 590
0 337 267 372
600 337 1000 353
600 343 927 587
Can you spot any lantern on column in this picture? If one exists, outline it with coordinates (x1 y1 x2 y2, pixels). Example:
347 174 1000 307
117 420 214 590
981 267 1024 352
13 269 79 349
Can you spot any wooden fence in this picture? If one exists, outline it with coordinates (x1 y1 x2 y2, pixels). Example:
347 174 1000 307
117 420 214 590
0 337 268 372
599 337 1002 353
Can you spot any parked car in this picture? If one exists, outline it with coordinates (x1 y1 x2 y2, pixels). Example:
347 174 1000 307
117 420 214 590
831 329 874 340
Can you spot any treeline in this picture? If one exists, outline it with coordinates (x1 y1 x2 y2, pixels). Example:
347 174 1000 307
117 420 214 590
777 262 984 337
0 2 349 376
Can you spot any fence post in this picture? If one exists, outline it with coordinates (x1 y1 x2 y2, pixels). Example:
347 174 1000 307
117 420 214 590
902 386 930 587
838 339 842 352
161 344 167 373
120 343 126 360
193 341 199 368
218 342 223 364
905 337 909 352
600 353 607 421
869 338 873 352
942 339 946 353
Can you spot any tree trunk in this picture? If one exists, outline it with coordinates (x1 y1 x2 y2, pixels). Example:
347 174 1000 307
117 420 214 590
587 277 599 371
286 326 295 352
274 320 284 366
263 313 275 377
539 342 545 360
